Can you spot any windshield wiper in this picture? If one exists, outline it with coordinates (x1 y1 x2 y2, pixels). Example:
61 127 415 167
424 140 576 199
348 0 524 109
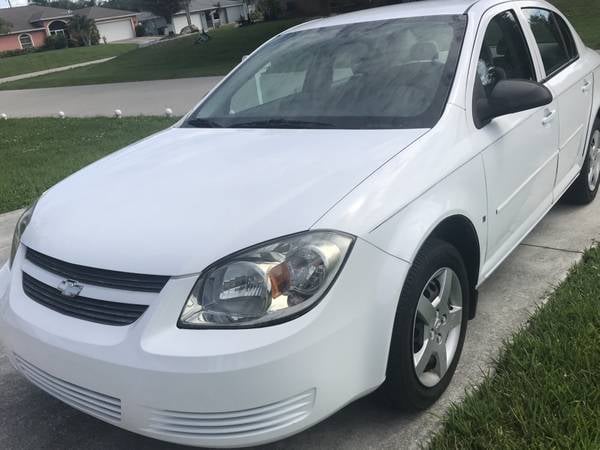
185 118 225 128
233 119 336 129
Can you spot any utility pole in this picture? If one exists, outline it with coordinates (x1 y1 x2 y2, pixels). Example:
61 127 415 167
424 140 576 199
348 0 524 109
185 0 192 27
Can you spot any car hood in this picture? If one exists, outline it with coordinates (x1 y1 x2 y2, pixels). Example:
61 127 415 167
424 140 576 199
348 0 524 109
24 127 427 276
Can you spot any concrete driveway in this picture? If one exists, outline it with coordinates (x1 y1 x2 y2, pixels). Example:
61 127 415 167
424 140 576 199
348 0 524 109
0 77 223 118
0 198 598 449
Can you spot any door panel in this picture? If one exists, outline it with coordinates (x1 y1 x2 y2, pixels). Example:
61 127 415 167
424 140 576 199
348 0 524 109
482 106 559 268
470 9 560 275
550 68 593 196
521 8 594 198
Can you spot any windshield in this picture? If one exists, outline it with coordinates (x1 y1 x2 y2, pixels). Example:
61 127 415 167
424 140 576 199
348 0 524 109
185 15 467 130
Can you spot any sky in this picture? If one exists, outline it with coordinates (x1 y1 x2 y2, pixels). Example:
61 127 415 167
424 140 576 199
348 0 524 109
0 0 29 9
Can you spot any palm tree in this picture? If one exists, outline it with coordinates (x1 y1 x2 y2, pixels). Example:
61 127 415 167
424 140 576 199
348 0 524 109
68 15 99 47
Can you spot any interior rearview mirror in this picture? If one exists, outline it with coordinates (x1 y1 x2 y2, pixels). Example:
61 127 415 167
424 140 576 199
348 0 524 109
476 79 553 128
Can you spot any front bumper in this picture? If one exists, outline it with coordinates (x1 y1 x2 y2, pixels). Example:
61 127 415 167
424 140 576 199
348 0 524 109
0 239 409 448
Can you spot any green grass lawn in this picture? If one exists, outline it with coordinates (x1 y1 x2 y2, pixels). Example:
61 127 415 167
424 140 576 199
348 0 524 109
0 20 303 91
550 0 600 49
0 44 137 80
0 117 176 214
430 247 600 449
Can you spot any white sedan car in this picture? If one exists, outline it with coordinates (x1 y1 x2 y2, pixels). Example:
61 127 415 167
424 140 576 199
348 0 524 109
1 0 599 447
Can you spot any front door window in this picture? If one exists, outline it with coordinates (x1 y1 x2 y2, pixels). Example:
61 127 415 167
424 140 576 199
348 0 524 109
474 10 535 128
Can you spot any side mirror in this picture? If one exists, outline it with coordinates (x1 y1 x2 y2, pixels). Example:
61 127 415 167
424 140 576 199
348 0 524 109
476 79 553 128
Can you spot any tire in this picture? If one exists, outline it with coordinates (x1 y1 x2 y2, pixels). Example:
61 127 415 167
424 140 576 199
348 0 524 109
381 238 469 411
565 117 600 205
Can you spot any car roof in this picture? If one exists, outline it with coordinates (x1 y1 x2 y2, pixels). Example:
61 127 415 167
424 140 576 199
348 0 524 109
287 0 488 32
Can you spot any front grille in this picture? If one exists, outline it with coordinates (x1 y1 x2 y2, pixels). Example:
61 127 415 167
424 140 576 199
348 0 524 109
26 248 169 293
145 390 315 439
22 272 148 326
14 354 122 422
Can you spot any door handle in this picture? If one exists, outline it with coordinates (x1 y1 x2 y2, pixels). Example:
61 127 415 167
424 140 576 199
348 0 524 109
542 109 556 126
582 80 592 93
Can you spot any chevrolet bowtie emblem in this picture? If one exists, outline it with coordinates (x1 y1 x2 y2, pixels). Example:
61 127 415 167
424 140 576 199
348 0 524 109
57 280 84 298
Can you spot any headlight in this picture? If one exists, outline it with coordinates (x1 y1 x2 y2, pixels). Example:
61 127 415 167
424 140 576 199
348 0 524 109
179 231 355 328
9 202 37 269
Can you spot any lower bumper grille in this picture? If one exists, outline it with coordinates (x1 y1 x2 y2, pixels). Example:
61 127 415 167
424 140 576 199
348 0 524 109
145 390 315 439
22 272 148 326
14 354 122 422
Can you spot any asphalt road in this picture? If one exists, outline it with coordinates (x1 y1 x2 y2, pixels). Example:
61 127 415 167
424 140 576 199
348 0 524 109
0 77 224 118
0 197 598 449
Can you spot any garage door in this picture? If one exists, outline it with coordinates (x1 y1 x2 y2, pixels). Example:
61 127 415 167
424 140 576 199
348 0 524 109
96 19 135 43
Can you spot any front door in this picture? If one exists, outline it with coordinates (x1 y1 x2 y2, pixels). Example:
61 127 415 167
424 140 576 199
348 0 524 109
471 8 560 274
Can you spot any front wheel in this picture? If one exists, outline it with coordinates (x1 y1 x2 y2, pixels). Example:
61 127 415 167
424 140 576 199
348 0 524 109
382 239 469 411
566 118 600 205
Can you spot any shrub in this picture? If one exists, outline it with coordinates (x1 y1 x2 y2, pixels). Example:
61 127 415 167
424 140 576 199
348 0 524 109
180 24 200 35
237 16 255 26
135 24 146 37
45 34 69 50
248 10 262 22
0 48 38 58
257 0 282 21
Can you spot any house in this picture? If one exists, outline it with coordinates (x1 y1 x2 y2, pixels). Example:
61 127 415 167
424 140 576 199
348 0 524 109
171 0 248 34
76 7 138 43
136 11 168 36
0 5 137 52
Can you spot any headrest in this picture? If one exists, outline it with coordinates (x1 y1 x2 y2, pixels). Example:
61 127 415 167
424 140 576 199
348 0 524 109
497 39 509 56
410 41 440 61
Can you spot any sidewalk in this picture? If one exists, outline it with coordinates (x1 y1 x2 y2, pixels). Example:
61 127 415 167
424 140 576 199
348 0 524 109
0 57 117 85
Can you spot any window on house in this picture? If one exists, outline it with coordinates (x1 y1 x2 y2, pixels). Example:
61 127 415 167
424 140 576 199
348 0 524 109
48 20 67 37
19 34 34 49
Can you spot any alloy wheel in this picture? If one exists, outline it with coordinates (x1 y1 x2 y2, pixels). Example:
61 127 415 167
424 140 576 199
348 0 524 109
412 268 463 388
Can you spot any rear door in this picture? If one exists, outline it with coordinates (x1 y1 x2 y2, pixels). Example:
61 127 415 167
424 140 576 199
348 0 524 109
521 7 594 199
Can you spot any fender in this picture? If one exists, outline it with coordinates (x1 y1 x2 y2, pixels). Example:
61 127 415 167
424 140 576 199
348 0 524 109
315 105 488 283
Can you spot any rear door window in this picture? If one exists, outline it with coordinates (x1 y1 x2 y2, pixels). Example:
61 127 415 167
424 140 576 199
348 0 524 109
523 8 577 77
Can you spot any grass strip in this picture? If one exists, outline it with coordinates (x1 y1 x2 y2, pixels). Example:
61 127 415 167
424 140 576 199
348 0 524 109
430 246 600 449
0 117 177 214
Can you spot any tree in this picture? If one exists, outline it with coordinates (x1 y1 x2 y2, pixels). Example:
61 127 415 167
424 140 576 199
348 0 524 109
68 14 100 46
0 18 11 35
138 0 184 24
257 0 282 20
